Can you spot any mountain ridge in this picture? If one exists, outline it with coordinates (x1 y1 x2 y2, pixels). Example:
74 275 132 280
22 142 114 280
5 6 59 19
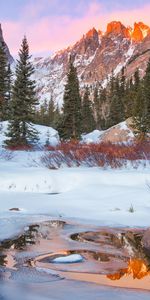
0 21 150 107
32 20 150 106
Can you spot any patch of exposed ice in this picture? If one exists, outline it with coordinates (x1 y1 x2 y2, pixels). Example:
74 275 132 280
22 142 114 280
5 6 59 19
52 254 83 264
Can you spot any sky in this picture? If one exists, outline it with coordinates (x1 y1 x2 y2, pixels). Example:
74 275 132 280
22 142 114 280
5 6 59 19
0 0 150 57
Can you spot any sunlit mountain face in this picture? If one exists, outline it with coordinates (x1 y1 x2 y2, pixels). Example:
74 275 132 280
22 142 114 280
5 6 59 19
0 19 150 108
107 258 150 280
31 20 150 107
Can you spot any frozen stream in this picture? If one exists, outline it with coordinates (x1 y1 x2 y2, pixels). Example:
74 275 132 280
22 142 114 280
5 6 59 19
0 219 150 300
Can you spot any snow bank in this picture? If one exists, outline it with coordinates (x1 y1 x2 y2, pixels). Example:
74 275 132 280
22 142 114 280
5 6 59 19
82 130 104 144
82 120 135 144
0 121 60 147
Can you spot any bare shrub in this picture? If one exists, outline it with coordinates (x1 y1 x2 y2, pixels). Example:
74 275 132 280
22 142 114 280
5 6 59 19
41 140 150 169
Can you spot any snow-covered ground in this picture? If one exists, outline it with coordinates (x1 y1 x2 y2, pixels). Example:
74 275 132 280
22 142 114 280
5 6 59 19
0 120 135 147
0 121 149 242
82 129 104 144
0 148 150 241
0 121 60 147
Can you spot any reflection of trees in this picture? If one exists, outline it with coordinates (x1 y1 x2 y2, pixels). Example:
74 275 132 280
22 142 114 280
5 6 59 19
0 221 65 252
107 259 150 280
0 254 7 266
0 225 39 251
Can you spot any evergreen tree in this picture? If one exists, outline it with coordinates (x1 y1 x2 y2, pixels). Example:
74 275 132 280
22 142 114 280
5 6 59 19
99 87 107 129
47 96 55 126
134 68 140 93
132 62 150 139
81 87 95 133
108 71 115 100
53 104 61 129
5 37 38 147
60 58 82 139
107 76 125 127
120 67 126 96
124 78 134 118
36 100 48 125
4 64 13 120
143 59 150 133
0 45 8 121
132 82 147 139
93 86 99 127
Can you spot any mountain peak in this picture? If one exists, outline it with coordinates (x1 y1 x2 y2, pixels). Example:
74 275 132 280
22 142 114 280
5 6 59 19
132 22 150 41
32 19 150 106
85 27 98 39
106 21 130 38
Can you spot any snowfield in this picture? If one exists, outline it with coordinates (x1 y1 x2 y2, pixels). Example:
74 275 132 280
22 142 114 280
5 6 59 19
0 122 150 241
0 148 150 241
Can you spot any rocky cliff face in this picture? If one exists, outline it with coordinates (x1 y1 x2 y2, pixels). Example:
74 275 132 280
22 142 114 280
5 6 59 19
0 24 14 64
32 21 150 106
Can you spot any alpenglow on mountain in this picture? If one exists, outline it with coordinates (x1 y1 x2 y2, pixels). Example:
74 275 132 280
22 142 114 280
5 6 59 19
2 21 150 106
32 21 150 106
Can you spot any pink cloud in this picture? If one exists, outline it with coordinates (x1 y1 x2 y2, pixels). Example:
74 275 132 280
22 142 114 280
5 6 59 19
2 2 150 57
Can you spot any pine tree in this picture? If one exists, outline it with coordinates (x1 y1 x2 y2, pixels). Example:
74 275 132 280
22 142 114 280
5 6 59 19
53 104 61 129
132 62 150 139
124 78 133 118
107 76 125 127
47 96 55 126
99 87 107 129
5 36 38 147
132 82 147 139
81 87 95 133
120 67 126 95
134 68 140 93
93 86 99 127
60 58 82 139
36 100 48 125
93 85 107 130
143 59 150 133
4 64 13 120
0 45 8 121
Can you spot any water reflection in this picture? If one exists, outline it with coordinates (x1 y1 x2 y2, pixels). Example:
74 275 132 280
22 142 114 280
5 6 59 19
0 220 150 291
0 255 7 267
107 259 150 280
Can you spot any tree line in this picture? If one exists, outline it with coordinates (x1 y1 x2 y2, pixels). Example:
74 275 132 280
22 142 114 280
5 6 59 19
0 37 149 147
56 59 150 140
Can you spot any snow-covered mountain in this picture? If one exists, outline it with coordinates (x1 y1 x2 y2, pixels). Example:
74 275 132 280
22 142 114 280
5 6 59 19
0 24 14 64
32 21 150 106
1 21 150 107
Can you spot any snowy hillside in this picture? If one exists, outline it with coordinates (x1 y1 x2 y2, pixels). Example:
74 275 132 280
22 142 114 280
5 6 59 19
0 121 60 147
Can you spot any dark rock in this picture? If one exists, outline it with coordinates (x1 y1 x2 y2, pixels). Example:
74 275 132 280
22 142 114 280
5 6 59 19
9 208 20 212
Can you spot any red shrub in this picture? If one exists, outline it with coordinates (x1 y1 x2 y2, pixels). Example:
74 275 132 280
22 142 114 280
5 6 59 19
6 144 34 151
41 140 150 169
